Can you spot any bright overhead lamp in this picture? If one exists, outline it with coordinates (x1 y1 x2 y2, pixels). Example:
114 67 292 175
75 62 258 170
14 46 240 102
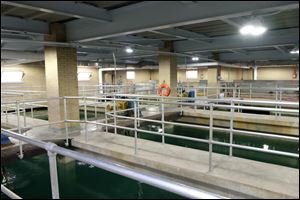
240 24 267 36
125 47 133 53
290 50 299 54
239 17 267 36
290 47 299 54
191 56 199 61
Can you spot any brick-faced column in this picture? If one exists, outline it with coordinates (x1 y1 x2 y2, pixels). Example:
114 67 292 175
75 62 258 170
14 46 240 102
45 24 79 125
159 41 177 96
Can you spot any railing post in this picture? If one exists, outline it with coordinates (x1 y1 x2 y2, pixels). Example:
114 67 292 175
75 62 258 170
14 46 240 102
95 103 97 121
23 102 26 129
137 97 140 127
31 103 34 118
64 97 69 147
46 146 60 199
194 89 197 110
84 97 88 142
180 87 183 115
275 86 278 117
105 105 108 133
229 100 234 157
279 89 282 117
233 83 236 98
134 100 138 154
113 95 117 135
237 88 241 112
5 104 8 123
208 103 213 172
249 83 252 99
161 97 165 144
17 101 23 159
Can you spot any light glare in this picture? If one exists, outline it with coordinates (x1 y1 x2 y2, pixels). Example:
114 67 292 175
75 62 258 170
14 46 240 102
125 47 133 53
192 57 199 61
290 50 299 54
240 24 267 36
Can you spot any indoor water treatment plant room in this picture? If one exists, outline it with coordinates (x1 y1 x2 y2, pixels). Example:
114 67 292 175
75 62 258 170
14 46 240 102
1 1 299 199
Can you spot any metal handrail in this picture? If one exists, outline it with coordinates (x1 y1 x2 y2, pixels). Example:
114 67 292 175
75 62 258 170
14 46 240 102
1 185 22 199
1 128 225 199
1 94 299 198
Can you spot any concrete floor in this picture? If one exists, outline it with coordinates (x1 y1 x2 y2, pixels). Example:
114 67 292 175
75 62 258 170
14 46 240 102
72 131 299 199
180 108 299 136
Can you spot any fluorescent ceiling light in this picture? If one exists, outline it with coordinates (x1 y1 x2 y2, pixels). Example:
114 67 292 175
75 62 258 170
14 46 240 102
125 47 133 53
240 24 267 36
191 56 199 61
290 49 299 54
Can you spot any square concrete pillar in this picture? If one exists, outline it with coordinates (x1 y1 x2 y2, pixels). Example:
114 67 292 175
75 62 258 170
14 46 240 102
207 67 221 97
45 47 80 124
44 23 79 126
159 42 177 96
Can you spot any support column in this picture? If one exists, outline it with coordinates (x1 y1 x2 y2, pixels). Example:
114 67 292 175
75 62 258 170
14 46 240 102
207 67 220 96
253 66 258 80
159 41 177 96
45 23 79 126
207 53 221 97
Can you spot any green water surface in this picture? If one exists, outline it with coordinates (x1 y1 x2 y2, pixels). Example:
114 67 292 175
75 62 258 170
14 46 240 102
120 123 299 169
1 154 183 199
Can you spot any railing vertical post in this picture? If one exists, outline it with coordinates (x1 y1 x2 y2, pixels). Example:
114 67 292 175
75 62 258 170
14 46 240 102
162 97 165 144
279 89 282 117
23 102 26 129
84 97 88 142
229 100 234 157
194 89 197 110
105 105 108 133
113 95 117 135
249 83 252 99
134 100 138 154
180 87 183 115
238 88 241 112
16 101 23 159
137 97 140 127
275 86 278 117
5 104 8 123
47 150 60 199
233 83 237 98
31 104 34 118
208 103 213 172
64 97 69 146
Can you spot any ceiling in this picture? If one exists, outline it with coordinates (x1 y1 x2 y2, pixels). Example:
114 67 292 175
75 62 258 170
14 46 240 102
1 1 299 67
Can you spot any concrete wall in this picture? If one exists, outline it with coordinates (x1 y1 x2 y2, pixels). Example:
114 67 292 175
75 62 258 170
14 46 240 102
1 65 100 90
78 67 99 86
1 63 46 90
257 67 299 80
178 69 208 82
103 69 157 84
221 68 252 81
2 64 298 92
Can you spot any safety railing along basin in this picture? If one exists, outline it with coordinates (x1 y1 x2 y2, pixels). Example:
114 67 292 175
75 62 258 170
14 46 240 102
62 95 299 172
1 128 225 199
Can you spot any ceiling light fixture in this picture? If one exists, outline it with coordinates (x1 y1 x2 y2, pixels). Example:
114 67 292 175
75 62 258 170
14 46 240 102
191 56 199 61
240 17 267 36
290 47 299 54
125 47 133 53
